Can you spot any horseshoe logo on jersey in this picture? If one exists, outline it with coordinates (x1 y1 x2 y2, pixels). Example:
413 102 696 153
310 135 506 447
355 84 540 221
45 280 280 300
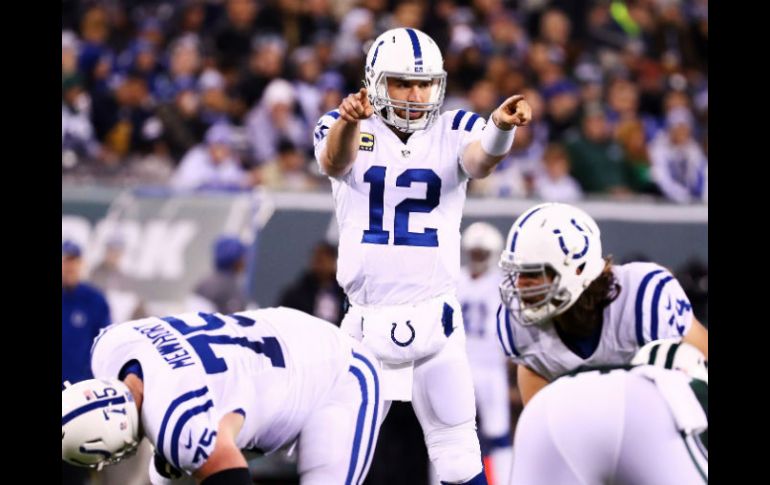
553 219 590 260
391 320 416 347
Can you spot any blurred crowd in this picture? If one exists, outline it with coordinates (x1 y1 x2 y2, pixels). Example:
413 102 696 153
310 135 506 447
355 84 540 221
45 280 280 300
62 0 708 203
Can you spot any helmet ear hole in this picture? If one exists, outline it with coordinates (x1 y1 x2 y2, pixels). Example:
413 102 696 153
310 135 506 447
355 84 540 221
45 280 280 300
576 262 586 275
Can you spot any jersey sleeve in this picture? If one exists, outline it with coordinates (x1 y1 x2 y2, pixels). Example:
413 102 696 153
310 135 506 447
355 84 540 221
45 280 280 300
496 303 522 359
632 264 694 346
447 109 487 178
153 385 220 475
313 109 341 176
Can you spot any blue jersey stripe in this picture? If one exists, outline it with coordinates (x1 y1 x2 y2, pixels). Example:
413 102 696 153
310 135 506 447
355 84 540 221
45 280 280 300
495 304 511 357
352 352 380 485
635 270 664 345
650 275 674 341
170 400 215 469
157 387 208 464
504 307 519 357
345 366 369 485
464 113 480 132
452 110 467 130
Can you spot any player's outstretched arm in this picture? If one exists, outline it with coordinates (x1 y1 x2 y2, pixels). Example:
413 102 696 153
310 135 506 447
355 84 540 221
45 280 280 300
320 88 374 177
462 95 532 179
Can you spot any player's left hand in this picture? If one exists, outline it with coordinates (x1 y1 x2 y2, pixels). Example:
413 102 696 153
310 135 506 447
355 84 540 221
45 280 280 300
492 95 532 130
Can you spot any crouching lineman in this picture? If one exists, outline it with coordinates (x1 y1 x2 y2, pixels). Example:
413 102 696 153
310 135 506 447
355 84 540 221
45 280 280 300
62 307 382 485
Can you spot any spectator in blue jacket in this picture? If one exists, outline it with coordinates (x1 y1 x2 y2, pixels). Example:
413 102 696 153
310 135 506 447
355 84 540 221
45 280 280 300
62 240 111 386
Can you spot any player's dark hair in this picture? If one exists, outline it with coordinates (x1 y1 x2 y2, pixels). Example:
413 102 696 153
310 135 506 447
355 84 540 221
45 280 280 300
555 257 620 337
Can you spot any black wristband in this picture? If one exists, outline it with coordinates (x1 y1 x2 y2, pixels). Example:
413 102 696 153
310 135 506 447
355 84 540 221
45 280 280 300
201 467 252 485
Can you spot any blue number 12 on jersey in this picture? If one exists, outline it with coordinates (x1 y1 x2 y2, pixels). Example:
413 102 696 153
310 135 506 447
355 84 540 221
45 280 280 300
362 165 442 247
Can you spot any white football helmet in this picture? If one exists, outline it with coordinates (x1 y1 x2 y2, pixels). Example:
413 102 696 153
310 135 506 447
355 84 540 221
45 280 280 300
499 203 605 325
364 28 446 133
62 378 140 470
462 222 504 275
632 338 708 384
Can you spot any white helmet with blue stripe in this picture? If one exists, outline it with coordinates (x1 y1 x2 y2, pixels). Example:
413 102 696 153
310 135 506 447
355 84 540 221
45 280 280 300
364 28 446 133
62 378 140 470
499 203 605 325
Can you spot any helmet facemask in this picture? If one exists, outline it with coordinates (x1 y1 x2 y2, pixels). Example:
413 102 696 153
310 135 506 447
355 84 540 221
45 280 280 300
367 71 446 133
77 436 140 470
499 261 573 325
368 71 446 133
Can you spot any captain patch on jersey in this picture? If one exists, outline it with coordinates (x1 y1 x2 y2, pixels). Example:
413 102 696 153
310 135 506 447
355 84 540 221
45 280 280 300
359 132 375 151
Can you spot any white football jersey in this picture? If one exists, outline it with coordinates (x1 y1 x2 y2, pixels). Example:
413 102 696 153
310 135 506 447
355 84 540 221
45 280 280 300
457 266 508 369
90 307 355 473
314 109 486 306
497 262 695 381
